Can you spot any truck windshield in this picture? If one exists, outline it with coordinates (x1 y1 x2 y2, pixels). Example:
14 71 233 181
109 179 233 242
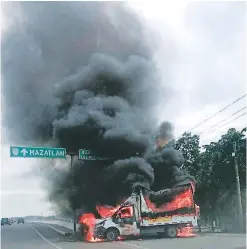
117 206 133 218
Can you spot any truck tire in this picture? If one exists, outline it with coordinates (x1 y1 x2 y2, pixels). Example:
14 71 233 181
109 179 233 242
105 228 119 242
165 227 177 238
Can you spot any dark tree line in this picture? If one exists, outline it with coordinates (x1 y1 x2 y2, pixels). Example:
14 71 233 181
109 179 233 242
175 128 246 232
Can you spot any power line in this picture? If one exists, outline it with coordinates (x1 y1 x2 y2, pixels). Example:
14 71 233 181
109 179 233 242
199 107 246 135
211 112 246 133
186 94 246 133
202 112 246 136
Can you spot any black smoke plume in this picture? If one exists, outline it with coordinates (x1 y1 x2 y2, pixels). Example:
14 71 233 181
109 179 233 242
145 122 196 206
2 2 195 215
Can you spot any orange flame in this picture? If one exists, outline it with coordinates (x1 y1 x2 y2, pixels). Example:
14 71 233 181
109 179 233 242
145 188 194 212
177 226 197 237
79 213 98 242
80 205 120 242
96 205 119 218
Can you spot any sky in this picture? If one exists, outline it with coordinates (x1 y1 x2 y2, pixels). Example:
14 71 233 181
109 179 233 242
128 1 246 144
1 1 246 217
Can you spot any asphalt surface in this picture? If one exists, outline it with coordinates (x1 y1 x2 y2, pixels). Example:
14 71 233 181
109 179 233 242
124 234 246 249
1 222 246 249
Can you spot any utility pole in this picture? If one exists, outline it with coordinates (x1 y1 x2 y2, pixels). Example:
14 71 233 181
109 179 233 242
68 152 78 235
232 142 244 232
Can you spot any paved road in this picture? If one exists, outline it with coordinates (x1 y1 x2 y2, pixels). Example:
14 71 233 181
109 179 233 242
1 222 246 249
1 223 66 249
122 234 246 249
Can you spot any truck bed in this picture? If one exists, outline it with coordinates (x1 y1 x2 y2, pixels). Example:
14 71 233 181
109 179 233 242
145 184 195 213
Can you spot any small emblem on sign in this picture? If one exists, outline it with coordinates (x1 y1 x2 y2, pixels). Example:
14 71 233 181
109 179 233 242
12 148 19 156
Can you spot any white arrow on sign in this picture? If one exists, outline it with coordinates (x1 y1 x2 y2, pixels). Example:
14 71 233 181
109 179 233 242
21 149 28 157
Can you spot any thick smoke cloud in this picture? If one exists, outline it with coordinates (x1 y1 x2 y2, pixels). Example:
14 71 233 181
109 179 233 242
2 2 195 215
2 1 158 144
53 53 158 157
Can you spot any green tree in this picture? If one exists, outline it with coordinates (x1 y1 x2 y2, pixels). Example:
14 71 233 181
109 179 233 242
175 128 246 230
196 141 222 224
212 128 246 230
175 132 201 179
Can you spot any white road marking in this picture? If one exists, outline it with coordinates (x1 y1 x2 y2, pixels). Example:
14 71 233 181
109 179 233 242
119 241 150 249
28 224 63 249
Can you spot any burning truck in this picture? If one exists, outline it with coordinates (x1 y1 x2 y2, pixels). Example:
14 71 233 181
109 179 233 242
80 183 200 241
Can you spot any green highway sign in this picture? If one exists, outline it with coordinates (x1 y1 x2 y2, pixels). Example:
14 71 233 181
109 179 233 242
10 146 66 159
79 149 107 160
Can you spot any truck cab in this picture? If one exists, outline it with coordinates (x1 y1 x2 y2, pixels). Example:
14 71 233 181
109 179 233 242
94 203 140 241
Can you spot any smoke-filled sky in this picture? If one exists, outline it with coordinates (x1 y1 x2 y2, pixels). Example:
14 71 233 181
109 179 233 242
1 1 246 217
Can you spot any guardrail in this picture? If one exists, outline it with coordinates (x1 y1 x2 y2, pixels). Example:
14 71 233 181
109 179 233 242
32 218 80 231
53 218 75 223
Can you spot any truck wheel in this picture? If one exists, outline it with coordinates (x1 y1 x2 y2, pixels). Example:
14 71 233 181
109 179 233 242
105 228 119 242
166 227 177 238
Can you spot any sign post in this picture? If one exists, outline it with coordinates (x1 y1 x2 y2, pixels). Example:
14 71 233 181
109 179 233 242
67 152 78 236
10 146 66 159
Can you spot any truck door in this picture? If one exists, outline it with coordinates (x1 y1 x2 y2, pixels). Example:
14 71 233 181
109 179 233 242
115 206 139 236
